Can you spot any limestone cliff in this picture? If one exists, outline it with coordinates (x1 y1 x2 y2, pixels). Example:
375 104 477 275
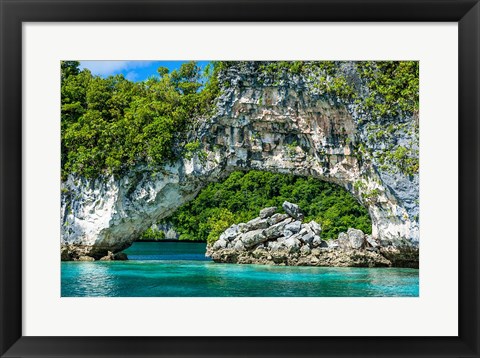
61 62 419 260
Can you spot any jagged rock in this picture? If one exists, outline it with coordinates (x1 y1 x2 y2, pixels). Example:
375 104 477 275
206 201 417 267
365 235 379 248
77 255 95 261
319 240 329 248
165 228 178 240
337 232 350 249
307 221 322 235
238 223 248 233
285 220 302 234
282 201 304 220
253 247 267 258
379 246 419 268
305 226 316 235
240 229 267 248
300 232 315 245
267 241 277 250
269 242 285 251
61 250 71 261
328 240 340 249
300 245 311 255
312 235 328 248
253 243 266 251
271 250 288 263
390 237 414 248
312 235 322 248
209 246 394 267
234 240 246 251
245 217 270 231
297 227 308 237
379 239 393 247
213 238 228 250
220 224 240 241
113 252 128 260
284 237 301 252
347 228 365 249
268 213 289 226
264 218 293 239
283 230 294 238
99 251 115 261
259 207 277 219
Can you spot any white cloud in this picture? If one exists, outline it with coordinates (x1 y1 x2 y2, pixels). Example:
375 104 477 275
125 71 138 81
79 61 153 77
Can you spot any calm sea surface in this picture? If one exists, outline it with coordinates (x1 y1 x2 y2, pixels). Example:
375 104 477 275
61 242 419 297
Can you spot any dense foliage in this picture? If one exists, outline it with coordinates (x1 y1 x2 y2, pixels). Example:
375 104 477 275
61 61 219 179
139 227 166 241
356 61 419 119
160 170 371 243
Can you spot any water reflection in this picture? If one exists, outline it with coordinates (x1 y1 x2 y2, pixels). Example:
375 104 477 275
62 261 419 297
67 262 117 296
61 242 419 297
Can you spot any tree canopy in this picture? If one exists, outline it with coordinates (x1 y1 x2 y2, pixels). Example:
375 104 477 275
159 170 371 243
61 61 219 179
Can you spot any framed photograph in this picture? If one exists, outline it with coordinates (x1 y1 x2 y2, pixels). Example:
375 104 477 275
1 0 479 357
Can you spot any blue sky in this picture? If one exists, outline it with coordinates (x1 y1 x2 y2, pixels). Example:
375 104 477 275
79 61 211 82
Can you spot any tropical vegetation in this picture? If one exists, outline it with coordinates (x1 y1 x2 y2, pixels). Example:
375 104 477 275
61 61 219 179
160 170 371 243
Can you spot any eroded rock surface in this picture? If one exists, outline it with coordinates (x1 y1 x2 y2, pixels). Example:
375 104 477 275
207 203 418 268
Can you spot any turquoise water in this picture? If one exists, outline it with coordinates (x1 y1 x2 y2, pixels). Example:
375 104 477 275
61 242 419 297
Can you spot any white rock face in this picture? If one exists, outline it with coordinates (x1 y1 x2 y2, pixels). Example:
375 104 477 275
347 228 366 249
220 224 240 241
259 207 277 219
61 161 218 259
61 63 419 259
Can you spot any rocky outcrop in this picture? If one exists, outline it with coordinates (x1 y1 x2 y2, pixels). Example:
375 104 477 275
62 249 128 262
61 62 419 260
206 202 418 268
97 251 128 261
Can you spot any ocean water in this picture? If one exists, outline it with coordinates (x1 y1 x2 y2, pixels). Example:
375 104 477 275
61 242 419 297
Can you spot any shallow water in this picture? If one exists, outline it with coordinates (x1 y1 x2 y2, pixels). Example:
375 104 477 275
61 242 419 297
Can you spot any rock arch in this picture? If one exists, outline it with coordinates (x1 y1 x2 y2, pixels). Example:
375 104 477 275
61 71 419 260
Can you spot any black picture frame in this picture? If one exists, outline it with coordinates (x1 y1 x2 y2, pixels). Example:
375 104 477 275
1 0 479 357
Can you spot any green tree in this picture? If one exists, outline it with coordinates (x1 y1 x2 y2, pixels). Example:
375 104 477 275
61 61 220 179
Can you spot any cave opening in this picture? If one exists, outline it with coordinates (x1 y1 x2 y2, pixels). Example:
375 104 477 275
134 169 372 245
